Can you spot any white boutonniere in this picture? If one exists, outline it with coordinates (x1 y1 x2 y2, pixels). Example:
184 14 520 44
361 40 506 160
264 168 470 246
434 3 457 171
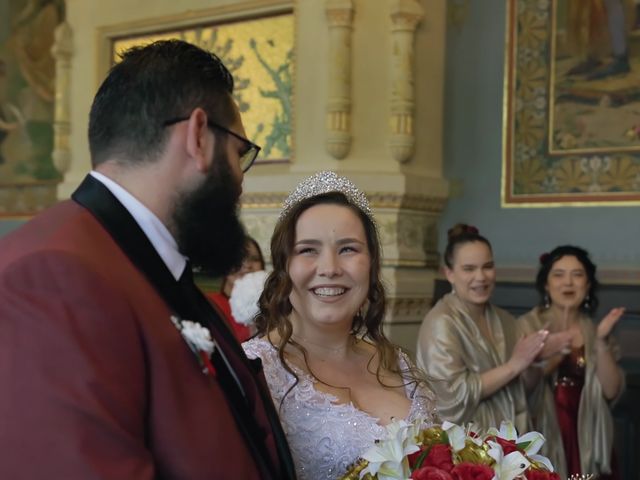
171 315 217 377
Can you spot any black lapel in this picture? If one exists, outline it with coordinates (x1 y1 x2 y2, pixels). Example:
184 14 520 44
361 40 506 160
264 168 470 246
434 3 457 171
72 174 296 480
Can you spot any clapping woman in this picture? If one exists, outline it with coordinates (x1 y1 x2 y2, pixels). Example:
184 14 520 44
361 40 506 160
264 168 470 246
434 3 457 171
519 246 625 479
416 224 547 433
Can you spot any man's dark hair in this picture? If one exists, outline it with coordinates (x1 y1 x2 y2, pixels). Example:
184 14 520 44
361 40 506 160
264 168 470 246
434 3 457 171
88 40 235 166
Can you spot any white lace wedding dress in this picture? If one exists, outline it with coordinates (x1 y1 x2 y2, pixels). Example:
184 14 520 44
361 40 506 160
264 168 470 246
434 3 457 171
243 337 438 480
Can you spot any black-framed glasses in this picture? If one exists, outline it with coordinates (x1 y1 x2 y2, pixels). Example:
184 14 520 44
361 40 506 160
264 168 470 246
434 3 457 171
163 116 261 173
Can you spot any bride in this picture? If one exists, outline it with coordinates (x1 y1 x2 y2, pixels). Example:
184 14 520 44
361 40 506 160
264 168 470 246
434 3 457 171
243 171 437 480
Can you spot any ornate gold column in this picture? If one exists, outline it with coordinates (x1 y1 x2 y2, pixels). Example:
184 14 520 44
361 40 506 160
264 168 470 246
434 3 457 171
325 0 354 160
51 22 73 176
388 0 423 163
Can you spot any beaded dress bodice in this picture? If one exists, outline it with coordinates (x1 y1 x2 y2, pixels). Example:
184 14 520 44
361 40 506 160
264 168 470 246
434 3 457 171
243 337 437 480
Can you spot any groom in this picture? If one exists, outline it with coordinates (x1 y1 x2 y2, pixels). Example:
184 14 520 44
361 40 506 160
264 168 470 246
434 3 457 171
0 40 295 479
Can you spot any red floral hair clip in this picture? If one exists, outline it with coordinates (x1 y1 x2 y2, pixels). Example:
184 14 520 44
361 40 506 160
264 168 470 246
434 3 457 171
539 252 550 264
464 225 479 235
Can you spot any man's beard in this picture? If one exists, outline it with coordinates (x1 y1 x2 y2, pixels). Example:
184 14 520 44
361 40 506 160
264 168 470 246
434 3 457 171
172 143 247 277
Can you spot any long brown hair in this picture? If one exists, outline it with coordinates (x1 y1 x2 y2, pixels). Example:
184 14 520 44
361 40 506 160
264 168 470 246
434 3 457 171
255 192 423 401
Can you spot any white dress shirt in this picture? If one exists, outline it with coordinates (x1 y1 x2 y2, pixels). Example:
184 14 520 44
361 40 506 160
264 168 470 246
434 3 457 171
90 171 187 280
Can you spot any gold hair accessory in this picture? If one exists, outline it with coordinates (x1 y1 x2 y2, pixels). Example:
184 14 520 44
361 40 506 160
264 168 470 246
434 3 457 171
279 171 372 220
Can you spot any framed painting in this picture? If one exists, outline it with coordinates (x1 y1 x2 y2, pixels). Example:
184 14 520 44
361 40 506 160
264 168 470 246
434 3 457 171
502 0 640 206
0 0 66 216
99 1 294 166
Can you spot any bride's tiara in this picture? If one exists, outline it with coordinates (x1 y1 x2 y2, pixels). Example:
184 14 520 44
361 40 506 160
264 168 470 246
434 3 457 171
279 171 372 220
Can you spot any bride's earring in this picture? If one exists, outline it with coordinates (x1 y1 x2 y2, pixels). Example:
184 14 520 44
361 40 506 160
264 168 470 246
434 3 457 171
450 284 456 295
544 293 550 309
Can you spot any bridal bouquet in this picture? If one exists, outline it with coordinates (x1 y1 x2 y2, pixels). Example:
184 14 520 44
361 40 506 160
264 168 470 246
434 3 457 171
340 419 559 480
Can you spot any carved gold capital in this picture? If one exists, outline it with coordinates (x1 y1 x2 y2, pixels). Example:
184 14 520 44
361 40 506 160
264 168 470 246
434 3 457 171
326 8 353 27
390 0 424 29
390 11 423 31
326 0 354 25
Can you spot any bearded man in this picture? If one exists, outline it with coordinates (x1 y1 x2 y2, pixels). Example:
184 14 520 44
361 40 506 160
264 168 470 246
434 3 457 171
0 40 295 480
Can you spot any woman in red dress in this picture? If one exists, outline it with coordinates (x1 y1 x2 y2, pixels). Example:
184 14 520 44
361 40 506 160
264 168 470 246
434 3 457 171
208 236 265 342
519 246 625 479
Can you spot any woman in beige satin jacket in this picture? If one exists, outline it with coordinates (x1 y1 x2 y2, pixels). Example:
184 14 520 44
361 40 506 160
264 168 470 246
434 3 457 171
519 246 625 479
416 224 547 434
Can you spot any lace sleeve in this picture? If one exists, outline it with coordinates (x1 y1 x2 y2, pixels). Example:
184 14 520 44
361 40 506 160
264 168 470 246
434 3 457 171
242 337 297 406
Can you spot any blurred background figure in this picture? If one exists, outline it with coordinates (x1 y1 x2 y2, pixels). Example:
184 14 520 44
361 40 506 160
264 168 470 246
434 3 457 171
207 235 265 342
416 224 546 433
519 245 625 479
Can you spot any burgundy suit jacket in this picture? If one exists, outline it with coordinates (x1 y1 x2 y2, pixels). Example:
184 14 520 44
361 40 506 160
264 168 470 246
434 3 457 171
0 176 295 479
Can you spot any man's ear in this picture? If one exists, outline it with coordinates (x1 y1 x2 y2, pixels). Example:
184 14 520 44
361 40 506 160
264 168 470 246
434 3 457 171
185 108 211 172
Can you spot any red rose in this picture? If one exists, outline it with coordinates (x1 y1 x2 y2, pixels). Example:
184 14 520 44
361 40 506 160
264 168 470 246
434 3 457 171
409 444 453 471
525 470 561 480
450 462 494 480
489 436 518 455
423 444 454 472
408 447 429 468
411 466 454 480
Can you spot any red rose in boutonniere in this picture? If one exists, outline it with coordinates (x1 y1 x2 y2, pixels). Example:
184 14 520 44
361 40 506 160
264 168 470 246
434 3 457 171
450 462 494 480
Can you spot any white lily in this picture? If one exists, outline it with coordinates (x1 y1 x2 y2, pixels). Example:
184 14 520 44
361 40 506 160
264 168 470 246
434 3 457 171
487 440 530 480
359 419 420 480
486 421 554 472
442 421 466 452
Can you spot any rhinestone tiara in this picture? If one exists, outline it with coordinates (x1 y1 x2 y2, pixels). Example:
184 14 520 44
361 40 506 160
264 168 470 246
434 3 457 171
279 171 372 220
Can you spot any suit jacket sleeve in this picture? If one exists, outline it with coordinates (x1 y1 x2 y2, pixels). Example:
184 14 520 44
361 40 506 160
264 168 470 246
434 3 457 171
0 251 155 479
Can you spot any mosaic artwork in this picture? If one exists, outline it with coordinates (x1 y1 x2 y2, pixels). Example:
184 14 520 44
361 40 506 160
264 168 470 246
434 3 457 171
503 0 640 205
0 0 65 216
111 12 294 164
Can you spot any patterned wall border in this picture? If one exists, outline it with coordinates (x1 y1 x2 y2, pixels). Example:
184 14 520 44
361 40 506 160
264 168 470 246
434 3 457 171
502 0 640 206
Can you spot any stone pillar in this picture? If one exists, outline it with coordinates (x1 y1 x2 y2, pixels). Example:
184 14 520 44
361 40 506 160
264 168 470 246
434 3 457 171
325 0 354 160
389 0 423 163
